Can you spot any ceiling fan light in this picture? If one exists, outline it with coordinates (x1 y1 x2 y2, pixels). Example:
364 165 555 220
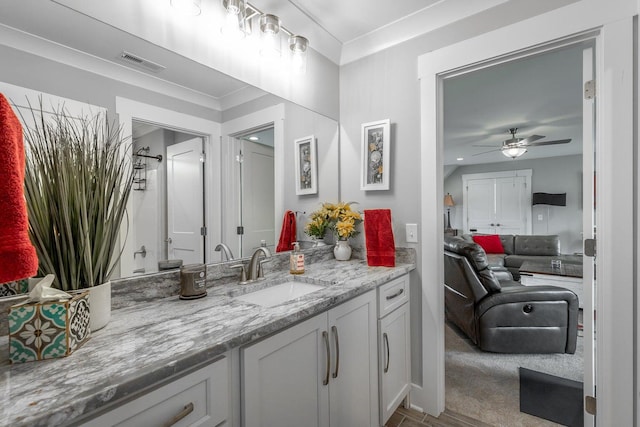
502 146 527 159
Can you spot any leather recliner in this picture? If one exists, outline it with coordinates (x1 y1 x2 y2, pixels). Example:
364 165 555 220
444 236 578 354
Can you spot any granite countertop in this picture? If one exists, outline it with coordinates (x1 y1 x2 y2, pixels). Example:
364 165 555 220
0 253 415 427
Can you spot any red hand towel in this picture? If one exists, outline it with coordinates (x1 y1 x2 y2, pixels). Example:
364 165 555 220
364 209 395 267
0 93 38 283
276 210 297 252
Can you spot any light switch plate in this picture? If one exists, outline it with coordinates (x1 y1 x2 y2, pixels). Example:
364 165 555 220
406 223 418 243
537 214 544 221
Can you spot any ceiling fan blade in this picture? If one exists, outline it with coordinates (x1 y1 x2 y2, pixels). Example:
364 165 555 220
526 138 572 147
472 148 502 156
517 134 545 145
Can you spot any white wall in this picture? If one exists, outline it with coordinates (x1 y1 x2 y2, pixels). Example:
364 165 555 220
444 155 584 253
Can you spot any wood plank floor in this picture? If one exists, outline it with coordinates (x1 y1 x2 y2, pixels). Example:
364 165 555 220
386 406 494 427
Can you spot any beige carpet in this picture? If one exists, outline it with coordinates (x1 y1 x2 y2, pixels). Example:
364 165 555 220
445 322 583 427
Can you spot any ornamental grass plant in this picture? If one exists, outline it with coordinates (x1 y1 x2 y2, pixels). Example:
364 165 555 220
21 102 133 291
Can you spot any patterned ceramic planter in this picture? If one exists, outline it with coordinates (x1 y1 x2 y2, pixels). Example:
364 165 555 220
8 291 91 363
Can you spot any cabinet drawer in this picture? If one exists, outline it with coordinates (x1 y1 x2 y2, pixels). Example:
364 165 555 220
85 357 228 427
378 274 409 318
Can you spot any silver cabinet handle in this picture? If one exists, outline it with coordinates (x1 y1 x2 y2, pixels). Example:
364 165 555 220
165 237 173 244
385 288 404 300
383 332 390 373
322 331 330 386
163 402 194 427
331 325 340 379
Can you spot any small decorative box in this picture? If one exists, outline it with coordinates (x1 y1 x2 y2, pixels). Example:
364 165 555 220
0 278 29 297
8 291 91 363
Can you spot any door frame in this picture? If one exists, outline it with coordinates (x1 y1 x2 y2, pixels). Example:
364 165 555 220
220 104 285 259
116 97 221 276
417 11 634 427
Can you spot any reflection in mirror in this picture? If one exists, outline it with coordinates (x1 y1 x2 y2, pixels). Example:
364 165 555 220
131 121 205 275
235 127 275 258
0 32 338 295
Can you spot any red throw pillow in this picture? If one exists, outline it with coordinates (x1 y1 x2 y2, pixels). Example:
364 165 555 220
472 234 504 254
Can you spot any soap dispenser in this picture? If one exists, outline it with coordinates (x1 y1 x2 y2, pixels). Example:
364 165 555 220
289 242 305 275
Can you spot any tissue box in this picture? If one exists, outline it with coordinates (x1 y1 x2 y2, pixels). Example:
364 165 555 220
8 291 91 363
0 278 29 297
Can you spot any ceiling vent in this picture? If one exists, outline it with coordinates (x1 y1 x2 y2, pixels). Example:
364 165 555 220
118 51 166 73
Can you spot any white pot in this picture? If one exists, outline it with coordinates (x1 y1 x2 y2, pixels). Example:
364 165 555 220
333 240 352 261
88 281 111 332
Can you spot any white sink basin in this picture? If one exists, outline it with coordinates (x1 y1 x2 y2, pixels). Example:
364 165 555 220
235 281 324 307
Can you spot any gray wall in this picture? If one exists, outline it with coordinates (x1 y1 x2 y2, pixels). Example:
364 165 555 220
444 155 583 253
338 3 581 387
0 45 220 122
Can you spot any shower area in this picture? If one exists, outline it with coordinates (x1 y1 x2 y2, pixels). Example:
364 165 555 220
131 120 204 274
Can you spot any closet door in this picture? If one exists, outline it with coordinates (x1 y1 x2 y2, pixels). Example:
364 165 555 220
495 176 528 234
466 178 497 234
462 170 532 235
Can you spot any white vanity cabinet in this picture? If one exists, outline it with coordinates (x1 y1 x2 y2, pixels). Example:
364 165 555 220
241 290 378 427
84 356 229 427
377 274 411 425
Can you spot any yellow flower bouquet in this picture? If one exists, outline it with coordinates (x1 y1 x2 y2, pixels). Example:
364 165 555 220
305 202 362 240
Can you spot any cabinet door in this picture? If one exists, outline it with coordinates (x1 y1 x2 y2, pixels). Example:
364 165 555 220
327 291 378 427
85 357 228 427
242 313 329 427
379 304 411 425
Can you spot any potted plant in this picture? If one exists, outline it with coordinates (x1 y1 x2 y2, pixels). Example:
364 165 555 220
21 101 133 331
306 202 362 260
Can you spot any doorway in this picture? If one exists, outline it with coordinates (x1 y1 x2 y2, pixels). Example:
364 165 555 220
116 97 222 278
439 41 596 425
233 126 276 258
131 121 206 274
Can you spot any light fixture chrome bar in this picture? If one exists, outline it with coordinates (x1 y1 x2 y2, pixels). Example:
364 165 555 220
244 1 295 37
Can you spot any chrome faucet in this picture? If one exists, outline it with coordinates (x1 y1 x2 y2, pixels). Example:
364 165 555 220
247 246 271 281
214 243 234 261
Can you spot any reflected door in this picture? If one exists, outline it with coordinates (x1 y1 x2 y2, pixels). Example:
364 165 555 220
241 140 275 257
167 137 204 264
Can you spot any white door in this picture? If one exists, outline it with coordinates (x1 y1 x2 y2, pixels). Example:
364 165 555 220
466 179 496 233
327 291 378 427
463 171 532 234
166 138 204 264
240 140 275 257
582 46 596 427
495 176 528 234
242 313 329 427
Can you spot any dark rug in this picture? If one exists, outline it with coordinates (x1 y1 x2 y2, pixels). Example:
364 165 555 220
519 367 584 427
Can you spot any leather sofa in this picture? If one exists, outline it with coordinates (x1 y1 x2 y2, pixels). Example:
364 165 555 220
461 234 582 280
444 236 579 354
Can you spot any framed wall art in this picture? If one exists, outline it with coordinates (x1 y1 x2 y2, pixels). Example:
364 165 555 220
294 135 317 195
361 119 390 190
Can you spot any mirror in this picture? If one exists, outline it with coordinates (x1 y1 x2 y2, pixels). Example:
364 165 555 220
0 30 339 290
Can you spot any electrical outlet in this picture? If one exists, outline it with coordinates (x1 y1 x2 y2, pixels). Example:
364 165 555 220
406 223 418 243
537 214 544 221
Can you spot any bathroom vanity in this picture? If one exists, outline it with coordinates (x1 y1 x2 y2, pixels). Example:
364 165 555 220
0 251 415 427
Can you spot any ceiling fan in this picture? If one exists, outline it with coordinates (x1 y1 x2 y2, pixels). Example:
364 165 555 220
474 128 572 159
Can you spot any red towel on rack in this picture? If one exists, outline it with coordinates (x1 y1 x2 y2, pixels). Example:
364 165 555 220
364 209 395 267
276 210 297 252
0 93 38 283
